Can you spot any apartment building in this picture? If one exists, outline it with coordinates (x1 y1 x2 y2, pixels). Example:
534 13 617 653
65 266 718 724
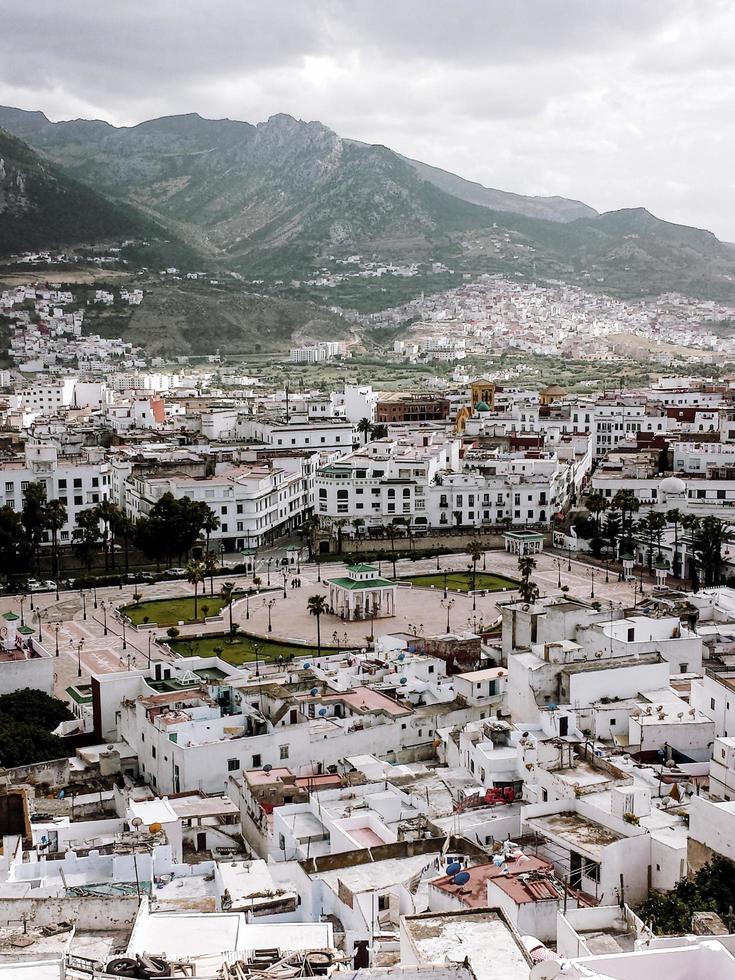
125 457 311 548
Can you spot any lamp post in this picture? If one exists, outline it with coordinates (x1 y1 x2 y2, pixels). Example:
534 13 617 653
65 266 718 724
443 567 451 598
253 641 260 677
587 568 595 599
317 559 321 583
441 597 455 633
19 594 26 628
147 631 153 667
29 590 34 611
263 597 277 633
553 557 562 589
282 569 288 599
101 600 108 636
77 638 85 677
55 578 60 601
34 609 44 643
120 614 127 650
567 547 572 572
54 622 60 658
93 586 98 609
80 590 87 621
639 562 645 596
266 558 272 587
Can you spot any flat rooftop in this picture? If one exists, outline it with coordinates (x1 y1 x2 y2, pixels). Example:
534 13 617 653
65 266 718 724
402 909 529 980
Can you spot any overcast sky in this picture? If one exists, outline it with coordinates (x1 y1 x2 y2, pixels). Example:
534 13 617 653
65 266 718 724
2 0 734 238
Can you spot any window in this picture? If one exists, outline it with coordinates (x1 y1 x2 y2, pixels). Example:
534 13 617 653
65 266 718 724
279 745 289 760
74 496 82 506
712 698 717 711
151 746 156 758
584 859 600 883
252 753 262 768
377 895 389 912
73 478 82 488
227 758 239 772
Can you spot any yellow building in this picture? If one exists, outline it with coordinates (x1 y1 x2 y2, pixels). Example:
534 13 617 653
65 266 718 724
470 379 495 410
539 383 567 406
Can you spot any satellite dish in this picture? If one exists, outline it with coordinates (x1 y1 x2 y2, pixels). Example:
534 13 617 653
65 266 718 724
398 653 406 661
263 764 273 773
131 817 143 829
310 687 319 696
446 861 461 876
400 677 408 685
529 961 562 980
453 871 470 886
303 662 311 669
319 707 327 716
149 822 161 833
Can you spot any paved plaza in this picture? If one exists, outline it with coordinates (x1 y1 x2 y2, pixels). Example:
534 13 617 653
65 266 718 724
0 548 656 698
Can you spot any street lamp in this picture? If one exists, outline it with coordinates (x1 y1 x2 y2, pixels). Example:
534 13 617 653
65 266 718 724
441 597 455 633
120 614 127 650
34 609 44 643
54 622 60 657
80 590 87 621
266 558 272 586
553 558 562 589
101 600 108 636
55 578 60 601
587 568 595 599
29 590 34 611
19 594 26 627
282 569 288 599
567 548 572 572
443 567 452 598
147 631 153 667
263 597 277 633
253 641 260 677
436 553 441 571
77 638 85 677
93 586 98 609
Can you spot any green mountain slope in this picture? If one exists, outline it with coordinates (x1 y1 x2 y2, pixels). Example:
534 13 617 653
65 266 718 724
0 128 159 254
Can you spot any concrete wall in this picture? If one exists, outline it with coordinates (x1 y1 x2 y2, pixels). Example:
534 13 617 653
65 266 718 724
0 896 139 930
0 654 53 696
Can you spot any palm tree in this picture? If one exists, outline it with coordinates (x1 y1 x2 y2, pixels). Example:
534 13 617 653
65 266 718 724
467 539 483 591
45 498 67 579
585 491 609 536
301 515 320 561
201 508 220 559
353 518 365 552
307 594 328 656
333 518 348 555
95 498 119 572
694 516 733 587
517 555 540 604
667 508 683 578
220 580 236 640
185 559 206 621
611 489 640 552
203 551 219 596
357 417 372 444
370 423 388 440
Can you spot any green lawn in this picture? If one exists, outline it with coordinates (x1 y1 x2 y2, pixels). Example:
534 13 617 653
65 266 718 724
123 592 246 627
169 633 344 666
401 572 519 593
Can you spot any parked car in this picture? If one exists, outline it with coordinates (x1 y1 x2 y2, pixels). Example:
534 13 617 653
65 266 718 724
26 579 56 592
163 567 187 579
124 572 155 584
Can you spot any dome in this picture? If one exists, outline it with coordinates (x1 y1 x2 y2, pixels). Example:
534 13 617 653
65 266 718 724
659 475 686 496
475 401 490 412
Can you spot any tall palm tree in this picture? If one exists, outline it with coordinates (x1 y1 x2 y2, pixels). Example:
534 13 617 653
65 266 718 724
204 552 220 596
611 489 640 552
666 508 683 578
681 514 701 589
201 507 220 559
307 594 328 657
95 498 119 572
112 511 135 575
357 417 372 444
370 423 388 440
352 518 365 552
185 559 206 621
333 518 348 555
467 539 483 591
585 491 609 534
45 498 67 579
220 580 236 640
517 555 539 604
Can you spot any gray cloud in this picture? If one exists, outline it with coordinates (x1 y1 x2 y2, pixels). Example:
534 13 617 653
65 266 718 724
1 0 734 238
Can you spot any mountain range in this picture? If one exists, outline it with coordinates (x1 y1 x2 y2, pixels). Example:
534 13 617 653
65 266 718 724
2 105 735 306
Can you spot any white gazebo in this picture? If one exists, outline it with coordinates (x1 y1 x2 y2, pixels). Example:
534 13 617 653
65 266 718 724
327 563 397 622
503 531 544 556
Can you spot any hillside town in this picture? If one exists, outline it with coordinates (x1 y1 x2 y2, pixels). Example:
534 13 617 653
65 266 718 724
1 301 735 980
